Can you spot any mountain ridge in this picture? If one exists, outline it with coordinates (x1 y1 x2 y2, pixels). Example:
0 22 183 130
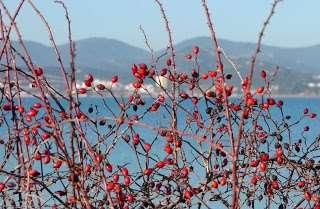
12 36 319 73
19 36 320 50
8 36 320 95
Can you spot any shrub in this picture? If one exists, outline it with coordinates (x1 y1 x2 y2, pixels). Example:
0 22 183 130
0 1 319 208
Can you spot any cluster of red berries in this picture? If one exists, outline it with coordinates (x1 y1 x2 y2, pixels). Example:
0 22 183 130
78 73 118 94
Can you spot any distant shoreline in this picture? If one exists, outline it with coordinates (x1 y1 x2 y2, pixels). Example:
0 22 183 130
18 94 318 99
269 94 319 98
16 89 319 99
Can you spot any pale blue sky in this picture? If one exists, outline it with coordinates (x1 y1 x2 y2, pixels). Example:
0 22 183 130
3 0 320 49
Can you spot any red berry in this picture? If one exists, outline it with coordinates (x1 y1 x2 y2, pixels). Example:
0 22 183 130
156 161 165 169
261 103 269 110
298 180 305 188
34 151 42 160
132 133 140 146
106 182 115 191
225 84 233 96
85 164 91 173
271 181 279 190
42 148 50 155
246 97 257 106
193 46 199 55
43 155 51 164
124 176 131 186
185 54 192 60
132 81 142 89
251 176 258 185
33 103 42 109
131 64 138 74
77 112 87 120
219 177 227 186
166 58 172 66
134 71 143 79
164 158 173 165
144 168 153 176
250 160 259 167
304 191 312 201
113 173 119 182
232 104 241 111
276 157 283 165
211 181 218 189
28 169 40 177
138 70 147 78
105 163 113 173
96 84 105 90
277 100 283 107
160 68 168 76
95 155 103 164
114 184 121 194
314 204 320 209
27 108 38 117
121 167 129 176
41 132 50 140
158 95 165 103
275 148 283 158
53 160 62 169
84 80 92 87
180 167 189 178
34 66 43 76
260 70 267 78
127 193 135 203
143 143 151 152
260 153 269 162
256 86 264 94
0 182 5 192
310 113 317 118
259 162 267 172
164 144 173 154
79 88 87 94
267 98 276 106
17 105 25 113
183 190 192 199
139 63 147 70
202 73 208 80
208 70 217 77
179 92 189 99
3 103 12 111
85 74 94 83
111 75 118 83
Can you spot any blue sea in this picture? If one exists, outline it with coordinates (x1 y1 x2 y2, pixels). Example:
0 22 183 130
0 96 319 208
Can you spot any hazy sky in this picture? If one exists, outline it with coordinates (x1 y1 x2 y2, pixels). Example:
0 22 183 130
3 0 320 49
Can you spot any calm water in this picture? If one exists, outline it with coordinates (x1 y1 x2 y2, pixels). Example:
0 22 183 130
0 96 319 208
74 96 320 161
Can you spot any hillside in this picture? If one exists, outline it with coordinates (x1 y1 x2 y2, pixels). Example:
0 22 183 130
9 37 320 95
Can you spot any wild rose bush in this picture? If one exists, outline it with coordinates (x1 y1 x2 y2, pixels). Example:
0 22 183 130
0 0 319 209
